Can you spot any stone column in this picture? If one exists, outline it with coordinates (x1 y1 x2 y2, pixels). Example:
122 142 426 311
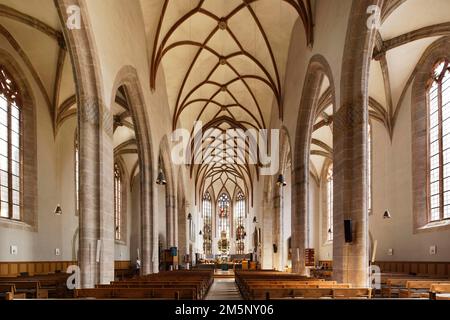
78 99 114 287
55 0 115 288
140 164 153 275
166 193 176 247
177 198 187 265
332 0 382 287
332 104 368 287
173 192 179 251
261 185 273 269
272 193 281 271
291 163 307 275
97 109 115 284
152 181 159 273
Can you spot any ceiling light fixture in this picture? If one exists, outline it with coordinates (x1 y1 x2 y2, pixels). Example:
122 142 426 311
156 168 166 185
276 174 286 187
54 204 62 216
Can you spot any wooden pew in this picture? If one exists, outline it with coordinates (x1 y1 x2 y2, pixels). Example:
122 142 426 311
75 287 197 300
97 282 205 300
0 274 69 298
381 277 449 298
248 284 352 300
399 280 450 298
265 288 372 300
430 284 450 300
235 271 363 300
6 281 48 299
0 284 26 300
239 280 329 299
93 270 214 300
0 284 15 300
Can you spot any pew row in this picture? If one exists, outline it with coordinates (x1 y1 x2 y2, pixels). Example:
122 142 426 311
0 284 27 300
430 284 450 300
75 287 197 300
399 280 450 298
235 271 371 300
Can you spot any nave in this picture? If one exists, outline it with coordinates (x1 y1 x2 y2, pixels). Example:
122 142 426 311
0 0 450 304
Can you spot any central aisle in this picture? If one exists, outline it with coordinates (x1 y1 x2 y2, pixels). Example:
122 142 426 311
205 278 243 300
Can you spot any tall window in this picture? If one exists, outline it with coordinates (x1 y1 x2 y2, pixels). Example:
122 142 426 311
114 163 122 240
326 164 333 241
235 191 245 254
202 192 212 255
428 60 450 222
0 66 22 221
368 123 372 214
218 193 230 238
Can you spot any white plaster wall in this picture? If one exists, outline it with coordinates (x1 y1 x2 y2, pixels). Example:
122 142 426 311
370 84 450 261
55 118 79 261
0 38 66 262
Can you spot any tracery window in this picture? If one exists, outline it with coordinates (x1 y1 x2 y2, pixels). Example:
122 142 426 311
0 66 22 221
218 193 230 238
235 191 245 254
428 60 450 222
202 192 212 255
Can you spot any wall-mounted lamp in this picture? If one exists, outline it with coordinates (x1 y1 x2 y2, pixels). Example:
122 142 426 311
187 213 192 221
156 168 166 185
276 174 286 187
327 228 332 234
253 216 257 223
383 210 391 219
54 204 62 216
199 230 202 236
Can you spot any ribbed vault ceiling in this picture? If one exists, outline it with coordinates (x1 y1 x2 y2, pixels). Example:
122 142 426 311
149 0 313 203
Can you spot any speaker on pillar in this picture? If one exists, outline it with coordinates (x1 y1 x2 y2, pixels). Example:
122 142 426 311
344 219 352 243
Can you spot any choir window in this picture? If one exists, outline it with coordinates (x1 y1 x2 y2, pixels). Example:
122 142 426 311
235 191 245 254
202 192 212 255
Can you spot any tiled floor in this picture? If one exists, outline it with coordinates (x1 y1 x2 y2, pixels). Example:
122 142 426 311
205 278 243 300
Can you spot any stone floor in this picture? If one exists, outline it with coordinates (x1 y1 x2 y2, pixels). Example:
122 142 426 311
205 278 243 300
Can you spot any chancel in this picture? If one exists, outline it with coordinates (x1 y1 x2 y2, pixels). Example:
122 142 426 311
0 0 449 303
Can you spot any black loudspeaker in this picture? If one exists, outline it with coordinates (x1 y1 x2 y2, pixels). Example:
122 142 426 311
273 244 278 253
344 219 352 243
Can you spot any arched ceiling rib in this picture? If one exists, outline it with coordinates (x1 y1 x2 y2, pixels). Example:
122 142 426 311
0 2 76 134
369 0 450 139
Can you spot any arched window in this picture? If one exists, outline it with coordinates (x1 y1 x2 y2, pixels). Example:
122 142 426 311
235 191 245 254
114 163 122 240
202 192 212 255
428 60 450 222
218 192 230 238
368 123 372 215
326 164 333 241
0 66 22 221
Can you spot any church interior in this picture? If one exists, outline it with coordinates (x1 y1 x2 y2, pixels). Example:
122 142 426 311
0 0 450 301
